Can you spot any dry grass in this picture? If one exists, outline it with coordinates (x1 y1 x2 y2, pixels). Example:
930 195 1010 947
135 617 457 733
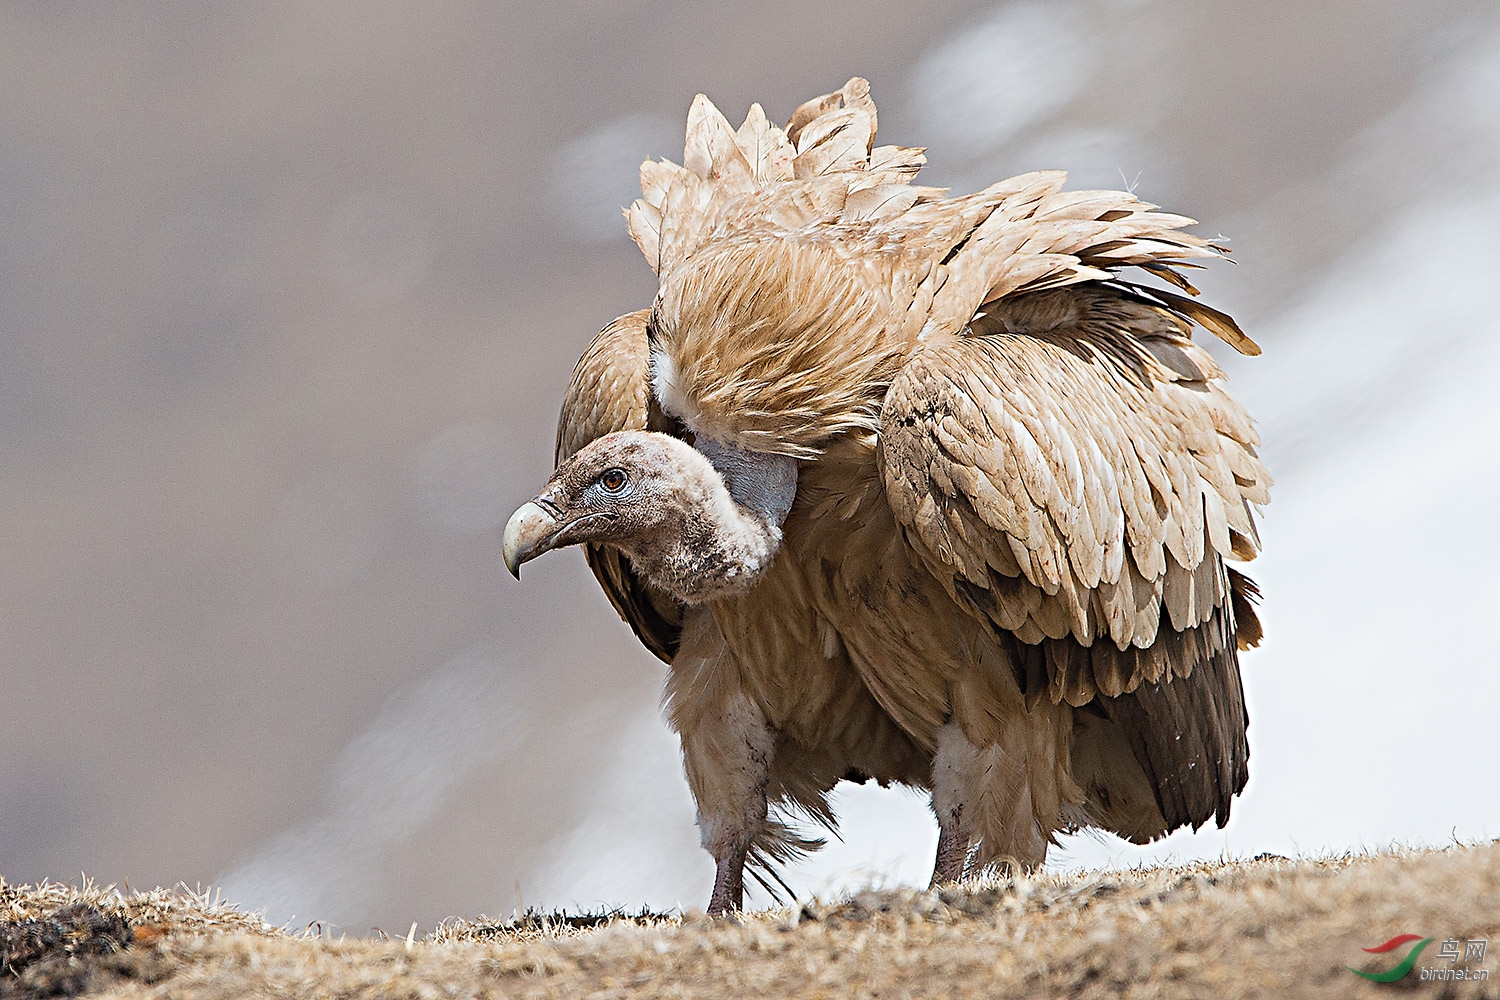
4 843 1499 998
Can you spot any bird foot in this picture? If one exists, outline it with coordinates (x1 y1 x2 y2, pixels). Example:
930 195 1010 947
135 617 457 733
706 850 746 916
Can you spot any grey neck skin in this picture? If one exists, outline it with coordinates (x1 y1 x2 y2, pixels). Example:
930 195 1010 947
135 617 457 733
693 436 798 528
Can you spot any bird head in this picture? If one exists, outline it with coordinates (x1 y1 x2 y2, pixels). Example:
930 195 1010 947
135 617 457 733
502 430 785 604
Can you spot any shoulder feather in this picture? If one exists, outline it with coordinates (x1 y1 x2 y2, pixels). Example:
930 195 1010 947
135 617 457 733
556 309 685 662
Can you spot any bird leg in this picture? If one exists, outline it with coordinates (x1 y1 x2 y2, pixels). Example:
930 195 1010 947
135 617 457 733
930 721 975 888
930 810 970 887
707 844 749 916
930 716 1075 881
667 609 775 917
694 733 770 916
693 728 774 917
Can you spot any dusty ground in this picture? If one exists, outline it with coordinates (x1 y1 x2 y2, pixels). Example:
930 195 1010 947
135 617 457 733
4 844 1498 999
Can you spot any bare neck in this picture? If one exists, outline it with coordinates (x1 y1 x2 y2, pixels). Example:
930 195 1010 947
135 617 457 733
625 438 797 605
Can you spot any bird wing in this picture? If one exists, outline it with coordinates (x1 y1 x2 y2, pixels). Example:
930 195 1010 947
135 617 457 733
555 309 685 662
879 286 1271 707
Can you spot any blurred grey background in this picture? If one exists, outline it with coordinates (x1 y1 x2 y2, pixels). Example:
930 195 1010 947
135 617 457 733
4 1 1498 931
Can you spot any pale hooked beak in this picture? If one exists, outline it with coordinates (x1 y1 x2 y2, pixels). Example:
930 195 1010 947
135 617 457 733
502 501 561 579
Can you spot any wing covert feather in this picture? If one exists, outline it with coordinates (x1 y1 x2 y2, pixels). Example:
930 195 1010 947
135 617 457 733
879 287 1269 704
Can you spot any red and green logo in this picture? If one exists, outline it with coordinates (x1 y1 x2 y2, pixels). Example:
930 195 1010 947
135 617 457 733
1348 935 1434 983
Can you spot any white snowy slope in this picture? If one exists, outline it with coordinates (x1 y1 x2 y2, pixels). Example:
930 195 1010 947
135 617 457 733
218 653 525 927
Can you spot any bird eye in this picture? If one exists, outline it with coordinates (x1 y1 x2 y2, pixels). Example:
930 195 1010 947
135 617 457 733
600 468 628 493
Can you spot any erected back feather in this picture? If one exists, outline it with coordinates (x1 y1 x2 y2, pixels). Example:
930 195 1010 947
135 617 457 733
622 78 1254 357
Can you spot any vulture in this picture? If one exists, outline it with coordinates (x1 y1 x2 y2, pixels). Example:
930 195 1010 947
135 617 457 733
504 78 1269 915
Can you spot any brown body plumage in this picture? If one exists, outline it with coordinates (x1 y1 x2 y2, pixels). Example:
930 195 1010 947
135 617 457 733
505 79 1269 915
